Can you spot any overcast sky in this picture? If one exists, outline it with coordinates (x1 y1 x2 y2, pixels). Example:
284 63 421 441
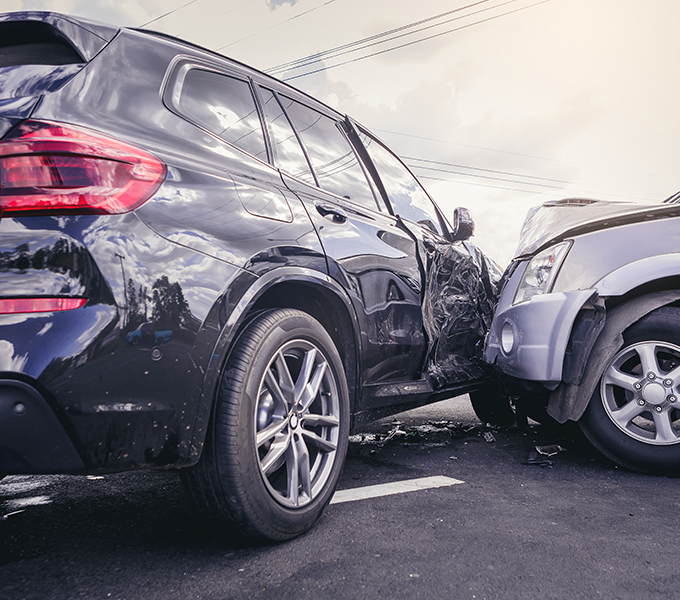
3 0 679 264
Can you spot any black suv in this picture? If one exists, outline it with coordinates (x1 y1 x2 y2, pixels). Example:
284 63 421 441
0 11 498 540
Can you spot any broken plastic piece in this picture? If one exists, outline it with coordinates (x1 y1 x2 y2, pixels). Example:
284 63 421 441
482 431 496 443
524 451 555 467
535 444 566 457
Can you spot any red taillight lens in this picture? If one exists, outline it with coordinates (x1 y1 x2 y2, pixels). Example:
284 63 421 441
0 297 87 314
0 120 166 216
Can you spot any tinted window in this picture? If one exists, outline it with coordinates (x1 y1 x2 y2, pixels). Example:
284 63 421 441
259 88 315 184
361 133 443 235
280 96 379 211
180 69 267 161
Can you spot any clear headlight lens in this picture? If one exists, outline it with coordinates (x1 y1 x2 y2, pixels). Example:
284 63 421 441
513 241 571 305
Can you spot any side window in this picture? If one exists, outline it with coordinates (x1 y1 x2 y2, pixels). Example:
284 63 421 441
258 88 315 184
179 68 267 161
280 95 380 211
361 133 443 235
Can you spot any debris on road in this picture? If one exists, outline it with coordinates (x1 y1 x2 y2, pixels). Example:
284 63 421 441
482 431 496 443
536 444 566 457
523 451 555 468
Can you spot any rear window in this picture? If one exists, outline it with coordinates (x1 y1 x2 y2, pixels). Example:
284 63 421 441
0 21 84 67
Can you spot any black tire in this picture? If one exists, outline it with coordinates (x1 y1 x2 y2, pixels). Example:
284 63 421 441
182 309 350 541
580 306 680 475
469 381 515 426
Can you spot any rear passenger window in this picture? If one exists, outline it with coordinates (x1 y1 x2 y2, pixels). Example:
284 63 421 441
180 69 267 161
279 96 379 211
259 88 315 184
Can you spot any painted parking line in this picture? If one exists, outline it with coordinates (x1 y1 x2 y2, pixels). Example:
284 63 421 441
330 475 464 505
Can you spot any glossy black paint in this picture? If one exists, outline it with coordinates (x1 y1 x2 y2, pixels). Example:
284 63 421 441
0 12 496 475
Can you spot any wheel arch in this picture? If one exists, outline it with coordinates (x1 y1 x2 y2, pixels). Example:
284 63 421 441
190 268 361 460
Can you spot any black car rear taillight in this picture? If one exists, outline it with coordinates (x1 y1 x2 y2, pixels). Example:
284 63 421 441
0 297 87 314
0 120 166 216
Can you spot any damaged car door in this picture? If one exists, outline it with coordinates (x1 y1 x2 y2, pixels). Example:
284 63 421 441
349 124 501 395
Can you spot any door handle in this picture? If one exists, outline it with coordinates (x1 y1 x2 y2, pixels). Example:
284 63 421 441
316 203 347 224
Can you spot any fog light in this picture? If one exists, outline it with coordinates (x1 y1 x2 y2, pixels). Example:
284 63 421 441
501 322 515 354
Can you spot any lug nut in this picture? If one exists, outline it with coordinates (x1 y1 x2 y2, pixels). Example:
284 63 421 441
655 406 663 413
647 372 657 380
664 379 674 387
669 396 678 404
634 382 643 390
637 399 646 406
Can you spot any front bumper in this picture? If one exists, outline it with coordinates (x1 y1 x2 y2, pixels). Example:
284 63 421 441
484 261 595 385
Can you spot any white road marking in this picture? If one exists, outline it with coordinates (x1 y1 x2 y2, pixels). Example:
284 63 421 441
330 475 464 505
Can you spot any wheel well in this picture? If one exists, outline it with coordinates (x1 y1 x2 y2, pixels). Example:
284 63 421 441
606 276 680 310
250 281 359 413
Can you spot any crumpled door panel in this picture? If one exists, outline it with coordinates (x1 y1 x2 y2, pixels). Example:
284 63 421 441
422 240 501 388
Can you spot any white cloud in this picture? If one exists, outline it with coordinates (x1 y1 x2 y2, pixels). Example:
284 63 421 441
266 0 298 10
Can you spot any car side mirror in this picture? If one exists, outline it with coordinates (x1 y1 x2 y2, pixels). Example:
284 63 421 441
451 206 475 241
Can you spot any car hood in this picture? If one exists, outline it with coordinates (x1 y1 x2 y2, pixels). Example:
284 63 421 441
514 198 680 258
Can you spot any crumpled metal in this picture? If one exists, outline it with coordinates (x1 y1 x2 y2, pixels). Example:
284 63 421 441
422 240 502 388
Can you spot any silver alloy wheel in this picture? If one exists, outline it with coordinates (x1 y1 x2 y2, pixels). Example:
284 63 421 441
254 338 340 508
601 340 680 445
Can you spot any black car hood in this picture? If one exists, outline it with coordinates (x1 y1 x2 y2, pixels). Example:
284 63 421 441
514 198 680 258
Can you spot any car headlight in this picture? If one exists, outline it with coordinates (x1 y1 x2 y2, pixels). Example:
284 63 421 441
513 241 571 304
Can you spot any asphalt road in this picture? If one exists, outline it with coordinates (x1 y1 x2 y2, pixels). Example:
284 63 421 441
1 395 678 600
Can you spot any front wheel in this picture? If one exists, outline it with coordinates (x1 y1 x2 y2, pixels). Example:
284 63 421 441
580 306 680 475
469 380 515 426
182 309 350 541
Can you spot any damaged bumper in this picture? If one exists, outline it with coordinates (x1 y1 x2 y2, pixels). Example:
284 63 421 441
484 260 595 385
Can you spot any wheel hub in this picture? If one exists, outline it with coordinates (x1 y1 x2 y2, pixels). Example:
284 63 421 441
289 413 299 429
641 381 667 405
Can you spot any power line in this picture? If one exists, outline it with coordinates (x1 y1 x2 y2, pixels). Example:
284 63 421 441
218 0 340 52
139 0 203 29
405 156 572 184
407 163 563 189
282 0 555 81
266 0 497 74
418 174 552 195
375 128 576 165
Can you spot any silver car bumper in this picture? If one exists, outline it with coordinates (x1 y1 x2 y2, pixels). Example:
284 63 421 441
484 262 595 385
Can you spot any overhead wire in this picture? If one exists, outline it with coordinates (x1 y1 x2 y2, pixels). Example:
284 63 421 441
266 0 497 74
138 0 203 29
281 0 555 81
218 0 340 51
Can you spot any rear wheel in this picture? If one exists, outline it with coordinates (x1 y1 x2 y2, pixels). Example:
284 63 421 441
182 309 350 540
580 306 680 475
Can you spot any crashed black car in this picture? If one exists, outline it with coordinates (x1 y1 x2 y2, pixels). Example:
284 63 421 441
0 12 499 540
485 197 680 475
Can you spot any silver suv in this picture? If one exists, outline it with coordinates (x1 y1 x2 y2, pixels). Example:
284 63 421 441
484 197 680 474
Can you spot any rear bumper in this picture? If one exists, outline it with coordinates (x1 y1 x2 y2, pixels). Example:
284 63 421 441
0 379 85 474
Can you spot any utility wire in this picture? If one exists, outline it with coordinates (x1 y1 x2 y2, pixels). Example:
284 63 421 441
139 0 203 28
266 0 497 74
407 163 563 189
376 128 576 164
270 0 526 76
282 0 555 81
218 0 339 51
405 156 572 185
